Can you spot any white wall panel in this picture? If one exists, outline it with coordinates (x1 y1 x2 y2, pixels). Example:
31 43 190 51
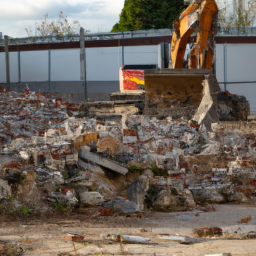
216 43 256 114
10 52 19 83
0 52 6 83
216 44 224 87
51 49 80 81
124 45 158 65
86 47 120 81
21 51 48 82
226 44 256 82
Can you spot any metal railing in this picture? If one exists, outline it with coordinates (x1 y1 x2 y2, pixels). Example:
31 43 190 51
1 26 256 47
0 29 173 46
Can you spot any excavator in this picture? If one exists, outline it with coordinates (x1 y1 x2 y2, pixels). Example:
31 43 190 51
144 0 221 127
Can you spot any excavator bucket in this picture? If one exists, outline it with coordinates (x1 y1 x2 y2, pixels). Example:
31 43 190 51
144 69 220 128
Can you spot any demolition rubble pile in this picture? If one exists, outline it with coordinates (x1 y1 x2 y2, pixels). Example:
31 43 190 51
0 88 255 216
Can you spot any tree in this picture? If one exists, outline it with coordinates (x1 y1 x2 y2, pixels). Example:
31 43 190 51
111 0 184 32
25 12 86 37
218 3 255 34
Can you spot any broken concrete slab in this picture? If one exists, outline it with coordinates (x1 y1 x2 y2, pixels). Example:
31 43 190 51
193 75 220 129
79 146 128 175
102 200 139 214
79 191 104 205
159 235 197 244
127 175 149 211
0 179 12 199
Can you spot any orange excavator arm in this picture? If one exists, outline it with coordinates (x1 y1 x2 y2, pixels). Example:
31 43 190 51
170 0 218 70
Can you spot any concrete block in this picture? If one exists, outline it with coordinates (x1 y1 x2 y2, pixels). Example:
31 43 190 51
79 146 128 175
79 191 104 205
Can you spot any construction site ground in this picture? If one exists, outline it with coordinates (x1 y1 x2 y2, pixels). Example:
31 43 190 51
1 204 256 256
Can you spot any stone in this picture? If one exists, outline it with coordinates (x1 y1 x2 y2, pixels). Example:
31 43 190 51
229 192 249 203
143 169 154 178
79 191 104 205
75 133 98 152
49 191 78 206
43 180 57 194
79 146 128 175
207 190 226 203
153 190 179 208
211 122 224 132
78 159 105 175
184 189 196 208
159 235 197 244
127 175 149 211
102 200 139 214
16 170 42 204
0 179 12 199
192 188 226 204
97 135 121 155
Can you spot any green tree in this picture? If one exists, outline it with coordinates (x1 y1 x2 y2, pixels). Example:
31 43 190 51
25 12 90 37
111 0 184 32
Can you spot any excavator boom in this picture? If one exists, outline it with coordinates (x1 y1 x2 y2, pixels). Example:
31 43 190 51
171 0 218 69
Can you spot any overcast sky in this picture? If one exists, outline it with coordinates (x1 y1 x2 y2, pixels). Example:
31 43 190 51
1 0 124 38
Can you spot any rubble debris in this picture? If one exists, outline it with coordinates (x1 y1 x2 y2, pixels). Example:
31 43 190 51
101 234 150 244
79 146 128 175
62 233 85 241
159 235 197 244
194 227 223 237
0 178 12 199
0 241 24 256
101 200 139 214
237 216 253 224
79 191 104 205
0 86 254 216
205 254 232 256
193 75 220 129
127 175 149 211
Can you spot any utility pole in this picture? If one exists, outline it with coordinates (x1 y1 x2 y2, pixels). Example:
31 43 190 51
80 27 88 102
4 35 10 89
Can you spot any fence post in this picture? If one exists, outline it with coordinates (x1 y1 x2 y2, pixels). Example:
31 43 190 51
122 46 124 66
224 43 227 91
48 38 51 92
18 50 21 82
80 27 88 102
4 35 10 89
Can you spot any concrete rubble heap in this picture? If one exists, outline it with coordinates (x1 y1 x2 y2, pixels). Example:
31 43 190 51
0 86 255 216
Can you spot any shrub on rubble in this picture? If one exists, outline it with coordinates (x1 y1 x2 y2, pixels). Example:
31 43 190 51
150 164 169 177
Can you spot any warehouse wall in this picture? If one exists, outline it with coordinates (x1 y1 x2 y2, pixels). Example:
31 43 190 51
0 45 159 101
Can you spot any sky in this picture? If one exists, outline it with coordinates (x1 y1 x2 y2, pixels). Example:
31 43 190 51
0 0 124 38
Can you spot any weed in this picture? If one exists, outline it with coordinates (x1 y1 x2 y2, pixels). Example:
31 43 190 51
145 184 162 209
150 164 169 177
128 165 139 172
9 172 25 184
18 206 33 215
53 200 69 212
170 186 178 195
62 172 69 179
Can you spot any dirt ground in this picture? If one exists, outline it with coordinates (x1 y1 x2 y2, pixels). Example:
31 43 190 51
0 204 256 256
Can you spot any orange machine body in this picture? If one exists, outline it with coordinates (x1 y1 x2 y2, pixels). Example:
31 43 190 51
171 0 218 70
